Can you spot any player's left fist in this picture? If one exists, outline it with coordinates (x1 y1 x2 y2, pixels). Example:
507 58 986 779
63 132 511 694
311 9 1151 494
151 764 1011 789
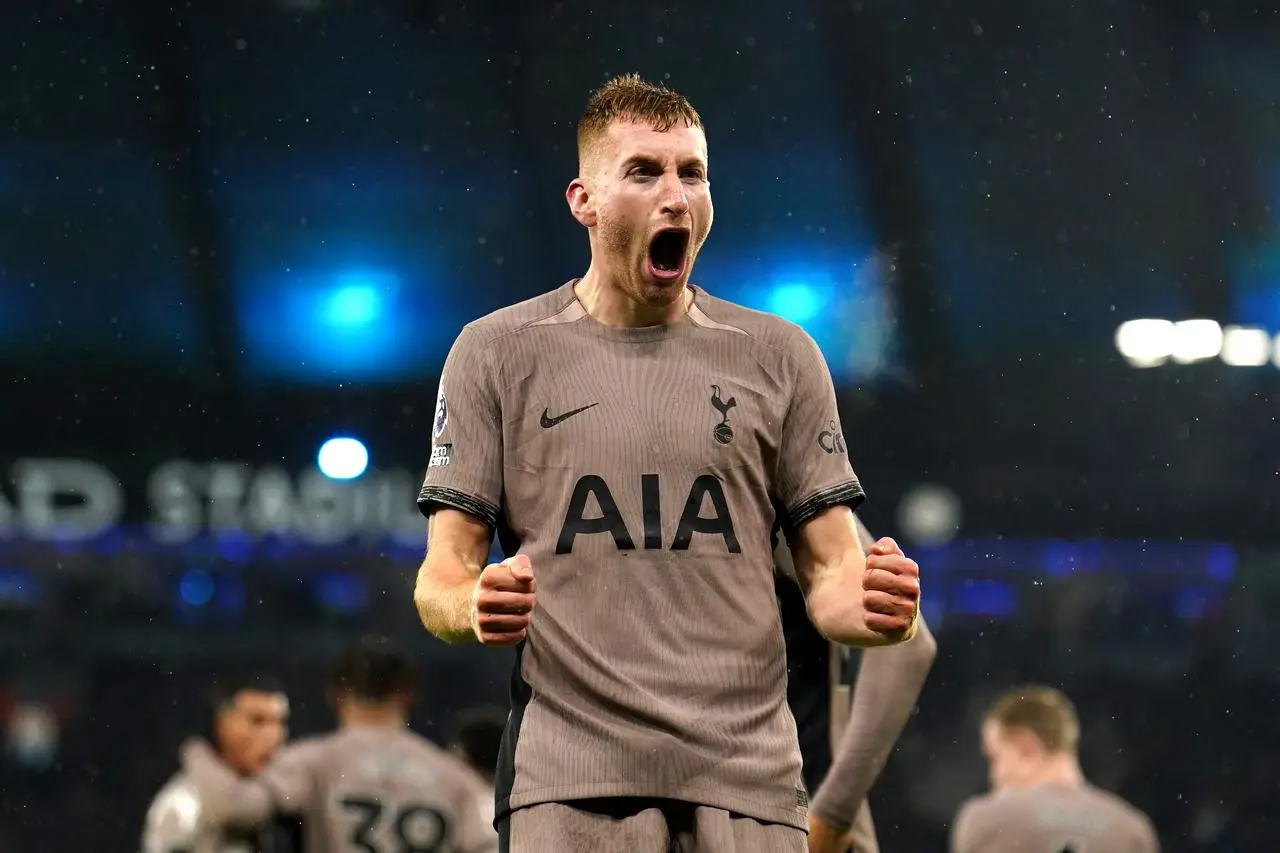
862 536 920 641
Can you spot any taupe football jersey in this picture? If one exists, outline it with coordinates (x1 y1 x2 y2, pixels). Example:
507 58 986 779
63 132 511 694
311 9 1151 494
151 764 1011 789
419 281 864 830
141 771 263 853
262 725 497 853
951 783 1159 853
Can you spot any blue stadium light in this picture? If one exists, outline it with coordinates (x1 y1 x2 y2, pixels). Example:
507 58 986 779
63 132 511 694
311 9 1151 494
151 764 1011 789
1205 544 1237 582
756 265 840 336
1174 586 1211 621
951 579 1017 618
313 270 397 346
314 573 369 613
178 570 215 607
317 436 369 480
0 569 40 607
322 280 383 329
695 250 884 382
767 282 823 326
237 265 426 382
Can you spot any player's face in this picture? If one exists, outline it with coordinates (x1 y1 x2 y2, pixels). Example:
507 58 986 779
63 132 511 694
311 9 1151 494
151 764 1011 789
981 720 1035 791
216 690 289 775
581 120 713 309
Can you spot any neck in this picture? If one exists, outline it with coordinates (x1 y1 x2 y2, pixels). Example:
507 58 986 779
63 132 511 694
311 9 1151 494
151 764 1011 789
1024 754 1085 788
216 748 250 777
340 705 407 729
575 263 690 328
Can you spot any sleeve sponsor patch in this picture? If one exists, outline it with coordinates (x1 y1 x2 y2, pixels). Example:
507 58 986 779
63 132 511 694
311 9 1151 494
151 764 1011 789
428 443 453 469
432 387 449 439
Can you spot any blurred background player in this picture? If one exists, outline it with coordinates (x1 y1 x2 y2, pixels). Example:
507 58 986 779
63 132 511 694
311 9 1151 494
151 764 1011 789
448 707 505 788
141 674 290 853
951 685 1159 853
777 521 937 853
178 636 498 853
449 707 507 827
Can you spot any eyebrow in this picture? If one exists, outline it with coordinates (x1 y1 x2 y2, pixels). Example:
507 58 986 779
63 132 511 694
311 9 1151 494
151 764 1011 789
620 154 708 172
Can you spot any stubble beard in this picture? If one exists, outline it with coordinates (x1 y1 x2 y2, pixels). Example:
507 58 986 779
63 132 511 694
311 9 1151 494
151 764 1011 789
595 211 684 308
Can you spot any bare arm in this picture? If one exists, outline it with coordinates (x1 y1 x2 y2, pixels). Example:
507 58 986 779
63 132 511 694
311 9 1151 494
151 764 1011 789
414 509 492 644
809 517 936 833
791 506 917 647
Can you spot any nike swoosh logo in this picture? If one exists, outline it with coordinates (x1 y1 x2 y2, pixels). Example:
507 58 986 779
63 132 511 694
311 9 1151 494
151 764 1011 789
540 403 598 428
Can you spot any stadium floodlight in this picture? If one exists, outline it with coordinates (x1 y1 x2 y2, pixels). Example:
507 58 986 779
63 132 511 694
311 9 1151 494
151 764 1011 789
1170 319 1224 364
178 570 215 606
1115 319 1176 367
318 437 369 480
1219 326 1271 367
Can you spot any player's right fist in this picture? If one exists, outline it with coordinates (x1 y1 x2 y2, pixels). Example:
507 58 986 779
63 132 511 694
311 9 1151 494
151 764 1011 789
471 554 536 645
863 536 920 642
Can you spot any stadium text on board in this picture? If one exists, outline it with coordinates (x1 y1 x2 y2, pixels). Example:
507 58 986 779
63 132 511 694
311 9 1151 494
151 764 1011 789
0 458 427 546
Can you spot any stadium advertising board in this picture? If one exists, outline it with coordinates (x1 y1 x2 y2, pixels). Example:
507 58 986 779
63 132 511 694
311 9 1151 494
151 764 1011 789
0 458 425 546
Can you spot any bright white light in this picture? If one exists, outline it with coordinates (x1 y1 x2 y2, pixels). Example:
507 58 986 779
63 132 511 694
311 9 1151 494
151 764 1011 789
1220 326 1271 367
1115 319 1175 367
896 484 962 547
1170 319 1223 364
317 437 369 480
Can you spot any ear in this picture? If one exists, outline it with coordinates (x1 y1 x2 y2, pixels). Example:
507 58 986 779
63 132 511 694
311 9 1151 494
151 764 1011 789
566 178 597 228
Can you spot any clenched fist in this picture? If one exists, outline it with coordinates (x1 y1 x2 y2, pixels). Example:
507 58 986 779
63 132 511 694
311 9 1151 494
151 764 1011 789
863 537 920 640
471 554 537 645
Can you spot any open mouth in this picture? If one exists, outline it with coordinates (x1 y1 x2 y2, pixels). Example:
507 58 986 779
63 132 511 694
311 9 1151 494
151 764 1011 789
647 228 690 277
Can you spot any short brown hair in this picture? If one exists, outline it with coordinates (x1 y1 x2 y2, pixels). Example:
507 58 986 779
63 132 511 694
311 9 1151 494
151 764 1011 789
577 73 703 166
984 685 1080 754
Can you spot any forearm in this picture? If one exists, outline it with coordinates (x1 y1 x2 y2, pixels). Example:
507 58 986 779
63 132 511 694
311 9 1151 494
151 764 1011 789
181 741 275 826
414 552 482 644
798 509 918 647
808 551 907 647
810 616 937 830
